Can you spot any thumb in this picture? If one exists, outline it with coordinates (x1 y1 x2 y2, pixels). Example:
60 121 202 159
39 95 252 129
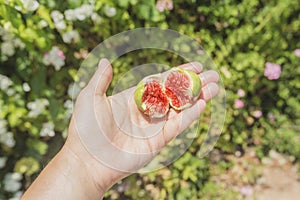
88 58 113 97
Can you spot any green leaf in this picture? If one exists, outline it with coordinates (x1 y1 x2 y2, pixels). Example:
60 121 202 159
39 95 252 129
137 4 151 20
117 0 130 8
30 67 47 95
36 5 55 29
14 157 40 176
7 100 27 127
19 27 39 43
0 4 23 29
49 97 59 119
26 138 48 155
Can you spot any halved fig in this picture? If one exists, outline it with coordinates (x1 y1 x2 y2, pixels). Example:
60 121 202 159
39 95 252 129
134 75 170 118
164 68 201 110
134 68 201 118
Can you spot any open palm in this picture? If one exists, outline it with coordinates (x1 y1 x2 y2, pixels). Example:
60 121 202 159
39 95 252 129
67 59 219 188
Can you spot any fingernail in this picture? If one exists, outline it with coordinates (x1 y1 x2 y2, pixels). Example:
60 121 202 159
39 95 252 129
98 58 110 68
207 83 219 98
200 70 220 85
189 62 203 72
199 73 206 84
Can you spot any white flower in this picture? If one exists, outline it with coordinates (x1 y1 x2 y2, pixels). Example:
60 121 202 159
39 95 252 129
54 20 66 30
0 74 13 90
75 5 93 21
27 99 49 118
91 13 103 24
42 54 51 66
68 83 82 98
43 46 66 71
7 88 16 96
0 157 7 168
20 0 39 11
9 191 23 200
0 28 24 56
51 10 66 30
79 81 86 88
2 32 14 41
75 9 86 21
64 99 73 119
64 99 73 109
51 10 64 22
4 173 22 192
64 4 94 21
13 38 25 49
0 132 16 147
22 82 31 92
37 20 48 29
81 4 94 17
62 30 80 44
62 128 68 139
0 119 8 134
104 5 116 17
40 122 55 137
76 4 94 21
1 41 15 56
52 59 65 71
64 9 77 21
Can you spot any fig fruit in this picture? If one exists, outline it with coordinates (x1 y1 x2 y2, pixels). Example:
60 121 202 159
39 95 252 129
134 67 201 118
134 75 170 118
164 68 201 110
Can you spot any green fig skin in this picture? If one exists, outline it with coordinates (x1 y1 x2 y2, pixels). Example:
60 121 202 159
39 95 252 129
134 80 145 112
134 75 170 119
134 67 202 118
185 69 202 101
164 67 202 110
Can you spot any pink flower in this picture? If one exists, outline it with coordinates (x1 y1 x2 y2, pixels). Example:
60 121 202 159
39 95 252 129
294 49 300 57
252 110 262 118
167 0 173 10
240 186 253 196
57 49 65 60
237 89 245 97
268 113 276 121
156 0 165 12
43 52 49 56
42 46 66 71
156 0 173 12
264 62 281 80
234 99 244 109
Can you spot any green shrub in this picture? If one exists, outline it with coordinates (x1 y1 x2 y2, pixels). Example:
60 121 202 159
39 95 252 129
0 0 299 199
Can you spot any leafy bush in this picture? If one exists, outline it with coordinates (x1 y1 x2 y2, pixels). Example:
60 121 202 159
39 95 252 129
0 0 299 199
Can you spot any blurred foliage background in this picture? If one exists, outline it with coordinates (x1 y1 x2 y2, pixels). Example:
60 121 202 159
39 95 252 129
0 0 299 199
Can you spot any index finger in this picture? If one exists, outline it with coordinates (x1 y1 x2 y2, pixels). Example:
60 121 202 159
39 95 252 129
111 62 204 97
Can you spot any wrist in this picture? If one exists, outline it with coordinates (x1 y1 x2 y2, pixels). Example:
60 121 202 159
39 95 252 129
22 140 106 200
59 145 106 198
64 128 129 197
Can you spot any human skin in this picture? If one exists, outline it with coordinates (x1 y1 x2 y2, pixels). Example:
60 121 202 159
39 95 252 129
21 59 219 200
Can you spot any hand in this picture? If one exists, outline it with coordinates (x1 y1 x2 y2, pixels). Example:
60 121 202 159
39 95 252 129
66 59 219 195
22 58 219 200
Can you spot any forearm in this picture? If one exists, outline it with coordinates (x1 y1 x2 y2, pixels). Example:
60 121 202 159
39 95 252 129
21 145 105 200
